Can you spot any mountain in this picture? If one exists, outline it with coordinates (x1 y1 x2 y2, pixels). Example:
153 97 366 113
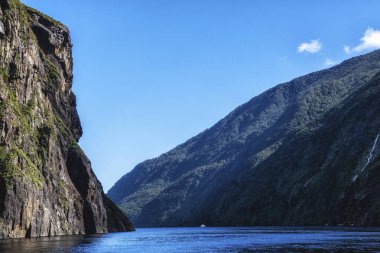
108 49 380 227
0 0 133 238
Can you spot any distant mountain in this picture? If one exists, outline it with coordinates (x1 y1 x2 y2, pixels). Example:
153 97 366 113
108 50 380 227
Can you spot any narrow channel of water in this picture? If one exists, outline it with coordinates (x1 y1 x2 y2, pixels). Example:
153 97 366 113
1 227 380 252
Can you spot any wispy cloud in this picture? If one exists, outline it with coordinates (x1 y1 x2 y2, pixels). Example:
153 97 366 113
343 46 350 54
324 58 339 67
344 27 380 54
297 40 322 54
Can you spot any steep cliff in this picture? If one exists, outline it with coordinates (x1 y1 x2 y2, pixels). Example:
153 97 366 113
108 49 380 227
0 0 133 238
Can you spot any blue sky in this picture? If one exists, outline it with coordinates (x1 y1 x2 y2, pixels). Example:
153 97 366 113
21 0 380 191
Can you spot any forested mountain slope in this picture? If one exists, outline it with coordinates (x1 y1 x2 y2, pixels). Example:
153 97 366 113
109 49 380 227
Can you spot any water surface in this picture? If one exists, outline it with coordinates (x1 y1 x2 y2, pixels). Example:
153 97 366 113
1 227 380 252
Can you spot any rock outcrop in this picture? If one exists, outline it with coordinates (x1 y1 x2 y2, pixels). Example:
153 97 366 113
0 0 133 238
108 49 380 227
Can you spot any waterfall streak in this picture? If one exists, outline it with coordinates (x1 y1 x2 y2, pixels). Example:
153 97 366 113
361 134 379 172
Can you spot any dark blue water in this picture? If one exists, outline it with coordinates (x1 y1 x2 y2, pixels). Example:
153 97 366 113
1 227 380 252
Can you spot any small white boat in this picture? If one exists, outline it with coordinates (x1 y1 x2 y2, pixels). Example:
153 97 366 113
200 224 207 228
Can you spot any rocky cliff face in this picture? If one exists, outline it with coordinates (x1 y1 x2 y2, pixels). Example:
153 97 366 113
108 49 380 227
0 0 133 238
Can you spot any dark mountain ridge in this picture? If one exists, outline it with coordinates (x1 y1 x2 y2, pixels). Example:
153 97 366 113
109 49 380 227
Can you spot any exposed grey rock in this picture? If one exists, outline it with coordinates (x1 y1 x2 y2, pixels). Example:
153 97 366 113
0 21 4 35
0 0 134 238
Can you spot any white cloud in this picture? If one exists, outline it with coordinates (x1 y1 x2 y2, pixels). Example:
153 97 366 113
344 27 380 54
297 40 322 54
324 58 339 67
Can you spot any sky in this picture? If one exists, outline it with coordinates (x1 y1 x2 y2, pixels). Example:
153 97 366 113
21 0 380 191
